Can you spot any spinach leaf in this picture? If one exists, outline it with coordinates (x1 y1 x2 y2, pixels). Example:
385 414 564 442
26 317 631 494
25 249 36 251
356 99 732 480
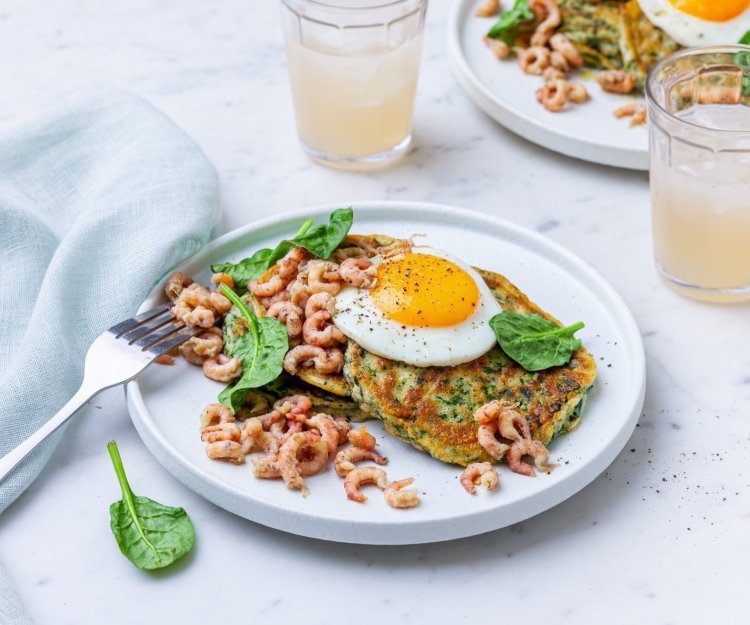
487 0 534 45
218 284 288 412
210 219 313 289
290 206 353 259
740 31 750 45
210 207 353 289
107 440 194 570
490 311 584 372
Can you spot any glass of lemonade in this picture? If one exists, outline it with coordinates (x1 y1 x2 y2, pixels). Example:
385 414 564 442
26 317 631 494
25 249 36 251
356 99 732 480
647 45 750 303
280 0 427 169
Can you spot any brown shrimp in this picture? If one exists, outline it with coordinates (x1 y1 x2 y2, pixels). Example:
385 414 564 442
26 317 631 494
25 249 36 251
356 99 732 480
339 257 377 289
172 301 215 328
304 292 336 318
460 462 499 495
477 423 510 461
288 278 311 309
283 345 343 375
302 311 346 348
180 326 223 365
273 394 313 419
597 70 635 95
201 422 242 444
536 79 569 112
305 413 340 454
549 33 582 68
164 272 193 301
614 103 647 127
383 478 420 509
202 354 242 382
347 426 376 451
200 403 234 431
306 260 341 296
333 246 368 263
529 0 561 47
344 467 388 503
278 431 326 496
483 35 510 60
566 81 589 104
507 439 555 477
333 417 352 444
211 272 235 290
334 447 389 477
473 400 509 425
249 247 307 298
476 0 500 17
497 406 531 442
519 46 551 76
240 417 264 453
266 301 304 338
205 440 245 464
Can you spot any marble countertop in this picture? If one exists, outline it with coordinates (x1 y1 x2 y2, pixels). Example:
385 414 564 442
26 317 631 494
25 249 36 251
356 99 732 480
1 1 748 623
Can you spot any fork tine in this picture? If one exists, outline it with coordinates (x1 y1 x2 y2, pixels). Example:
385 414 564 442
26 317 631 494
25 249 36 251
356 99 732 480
120 310 175 343
131 319 186 350
109 303 171 337
147 326 204 356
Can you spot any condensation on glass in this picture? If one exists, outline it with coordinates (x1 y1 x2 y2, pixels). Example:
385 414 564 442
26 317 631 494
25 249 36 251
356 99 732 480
280 0 427 169
646 45 750 303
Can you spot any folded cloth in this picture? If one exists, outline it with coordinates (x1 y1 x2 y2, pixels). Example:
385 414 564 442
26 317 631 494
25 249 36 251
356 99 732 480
0 92 220 622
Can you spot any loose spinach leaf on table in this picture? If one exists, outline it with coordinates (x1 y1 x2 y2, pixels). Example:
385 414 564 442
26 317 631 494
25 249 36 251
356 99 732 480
211 207 353 289
487 0 535 45
107 440 194 570
490 311 584 372
218 284 288 412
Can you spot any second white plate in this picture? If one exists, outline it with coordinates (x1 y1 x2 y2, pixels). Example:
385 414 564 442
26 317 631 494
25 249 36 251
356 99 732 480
127 201 645 544
448 0 649 170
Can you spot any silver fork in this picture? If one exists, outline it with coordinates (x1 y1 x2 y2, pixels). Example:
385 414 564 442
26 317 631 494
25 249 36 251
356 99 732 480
0 304 202 483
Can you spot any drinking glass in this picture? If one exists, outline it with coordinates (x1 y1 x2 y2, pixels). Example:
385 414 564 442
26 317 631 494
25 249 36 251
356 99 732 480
646 45 750 303
280 0 427 169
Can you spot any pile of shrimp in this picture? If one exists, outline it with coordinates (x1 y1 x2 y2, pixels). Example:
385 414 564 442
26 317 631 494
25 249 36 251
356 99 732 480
477 0 643 124
199 394 420 507
246 238 412 379
158 272 244 383
473 399 556 478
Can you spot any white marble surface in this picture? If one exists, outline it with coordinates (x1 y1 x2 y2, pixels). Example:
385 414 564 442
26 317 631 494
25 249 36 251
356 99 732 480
0 1 748 623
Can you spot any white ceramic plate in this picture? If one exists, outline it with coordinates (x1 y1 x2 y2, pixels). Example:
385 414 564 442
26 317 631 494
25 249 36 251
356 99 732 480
126 202 645 545
448 0 649 170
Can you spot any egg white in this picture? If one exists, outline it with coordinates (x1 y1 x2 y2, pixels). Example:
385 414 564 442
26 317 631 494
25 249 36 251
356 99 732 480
639 0 750 47
333 247 501 368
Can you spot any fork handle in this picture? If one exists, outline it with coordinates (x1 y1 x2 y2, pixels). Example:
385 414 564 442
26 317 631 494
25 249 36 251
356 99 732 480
0 385 95 483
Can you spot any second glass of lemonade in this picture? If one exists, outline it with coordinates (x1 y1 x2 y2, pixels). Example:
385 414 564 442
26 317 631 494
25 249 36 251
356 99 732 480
647 46 750 303
280 0 427 169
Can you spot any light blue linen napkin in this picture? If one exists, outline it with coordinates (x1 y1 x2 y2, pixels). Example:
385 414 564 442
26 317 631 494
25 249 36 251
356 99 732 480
0 92 220 623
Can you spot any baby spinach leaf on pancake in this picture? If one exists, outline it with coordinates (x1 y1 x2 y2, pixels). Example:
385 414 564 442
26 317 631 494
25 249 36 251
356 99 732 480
490 311 584 372
107 440 195 570
210 207 353 288
290 206 353 260
487 0 534 45
218 285 288 412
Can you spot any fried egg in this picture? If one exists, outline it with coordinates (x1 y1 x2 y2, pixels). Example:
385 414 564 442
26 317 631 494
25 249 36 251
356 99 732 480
333 247 501 367
639 0 750 47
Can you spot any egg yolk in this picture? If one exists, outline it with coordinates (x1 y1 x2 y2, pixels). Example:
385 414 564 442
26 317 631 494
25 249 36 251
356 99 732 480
668 0 749 21
370 253 479 327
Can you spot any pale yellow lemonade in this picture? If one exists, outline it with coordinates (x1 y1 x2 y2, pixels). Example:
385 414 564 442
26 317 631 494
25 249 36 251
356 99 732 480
284 32 423 160
651 105 750 301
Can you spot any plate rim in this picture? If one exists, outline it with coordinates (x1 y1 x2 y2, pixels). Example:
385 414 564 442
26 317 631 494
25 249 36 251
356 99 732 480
126 200 646 544
447 0 649 171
